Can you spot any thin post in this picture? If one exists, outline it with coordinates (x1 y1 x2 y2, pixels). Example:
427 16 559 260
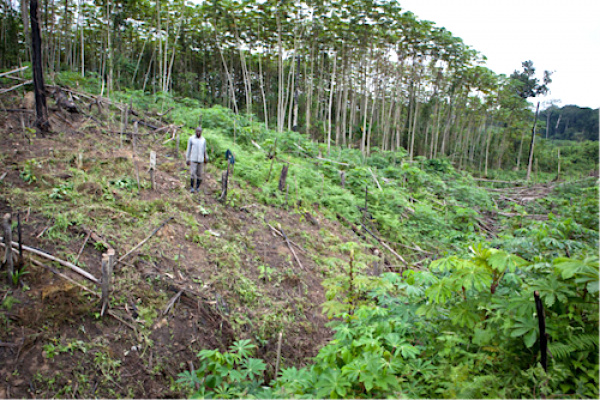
2 214 14 285
557 148 561 180
101 253 110 316
132 122 141 192
149 151 156 190
363 185 368 226
534 291 547 371
17 212 23 266
175 128 180 159
120 106 125 148
274 331 283 378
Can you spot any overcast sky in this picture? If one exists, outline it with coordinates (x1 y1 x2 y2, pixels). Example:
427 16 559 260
398 0 600 109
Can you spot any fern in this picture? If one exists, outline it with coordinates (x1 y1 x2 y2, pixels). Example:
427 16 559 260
548 333 599 360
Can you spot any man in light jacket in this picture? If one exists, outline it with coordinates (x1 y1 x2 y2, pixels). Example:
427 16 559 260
186 127 209 193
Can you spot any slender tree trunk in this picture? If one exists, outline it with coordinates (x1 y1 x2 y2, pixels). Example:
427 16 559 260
366 79 378 156
484 116 494 176
305 44 314 136
30 0 49 134
216 35 239 114
79 0 84 76
258 48 268 129
340 54 349 147
21 0 31 62
526 102 540 181
106 0 113 96
327 54 336 154
348 88 356 147
276 13 284 132
409 85 420 161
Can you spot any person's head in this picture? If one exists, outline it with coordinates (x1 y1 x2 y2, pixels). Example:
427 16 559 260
195 127 203 138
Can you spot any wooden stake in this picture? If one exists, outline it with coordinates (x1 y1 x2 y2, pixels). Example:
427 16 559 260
17 212 23 268
101 253 110 316
363 185 368 226
132 121 141 192
175 128 180 159
534 291 548 371
149 151 156 190
2 213 14 285
275 331 283 378
557 148 561 180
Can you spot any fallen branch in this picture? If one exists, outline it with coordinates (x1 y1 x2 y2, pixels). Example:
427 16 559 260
280 227 305 271
335 212 367 240
315 156 350 166
0 80 33 94
391 240 436 255
264 220 305 253
368 168 382 191
0 66 29 79
118 216 174 263
162 290 183 316
30 258 137 331
360 224 408 266
77 226 114 251
497 212 549 221
75 231 91 265
30 258 99 297
0 240 99 284
156 107 174 117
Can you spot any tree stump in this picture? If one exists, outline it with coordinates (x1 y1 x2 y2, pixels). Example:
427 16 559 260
101 250 115 317
278 164 289 192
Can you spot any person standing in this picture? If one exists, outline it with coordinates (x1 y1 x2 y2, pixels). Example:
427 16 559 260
186 127 209 193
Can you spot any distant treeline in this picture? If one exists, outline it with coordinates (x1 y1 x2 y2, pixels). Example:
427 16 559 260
541 105 599 141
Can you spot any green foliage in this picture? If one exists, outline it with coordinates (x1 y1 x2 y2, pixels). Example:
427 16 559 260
20 159 39 184
177 340 270 399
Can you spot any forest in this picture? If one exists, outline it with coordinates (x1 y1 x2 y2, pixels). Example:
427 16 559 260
0 0 598 398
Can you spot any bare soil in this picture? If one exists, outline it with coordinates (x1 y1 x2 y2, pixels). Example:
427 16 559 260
0 96 361 398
